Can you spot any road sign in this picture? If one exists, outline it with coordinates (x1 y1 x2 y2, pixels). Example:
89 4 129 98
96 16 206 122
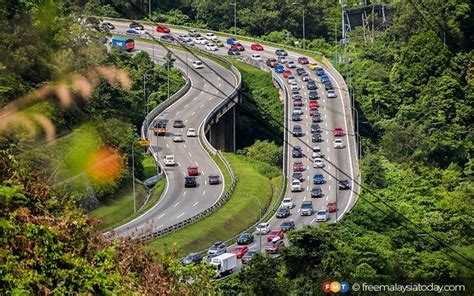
138 140 150 147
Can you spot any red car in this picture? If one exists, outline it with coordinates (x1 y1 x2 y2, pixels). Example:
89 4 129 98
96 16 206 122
298 57 309 64
265 238 284 254
267 228 284 242
251 43 264 51
309 109 319 116
327 202 337 213
293 99 303 107
283 69 292 78
156 24 170 33
231 43 245 51
231 245 249 258
293 161 304 172
187 166 199 176
309 101 319 109
333 127 344 136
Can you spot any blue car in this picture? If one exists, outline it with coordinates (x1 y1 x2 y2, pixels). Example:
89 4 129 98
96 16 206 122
321 75 330 84
274 64 285 74
313 173 325 184
316 67 325 76
126 29 140 37
226 38 237 45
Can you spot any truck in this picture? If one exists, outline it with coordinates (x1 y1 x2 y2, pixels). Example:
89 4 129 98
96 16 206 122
153 120 167 136
111 36 135 51
210 253 237 278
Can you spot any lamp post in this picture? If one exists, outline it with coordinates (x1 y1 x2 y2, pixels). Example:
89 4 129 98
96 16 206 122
132 142 136 213
292 2 306 49
245 193 263 252
230 1 237 35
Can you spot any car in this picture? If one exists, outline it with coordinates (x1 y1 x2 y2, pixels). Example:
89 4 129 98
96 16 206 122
187 166 199 176
160 34 175 42
275 49 288 56
280 220 296 232
291 179 302 192
292 146 303 158
292 125 303 137
316 67 325 76
277 56 287 64
188 29 201 37
194 36 208 44
231 43 244 51
311 187 323 198
286 61 296 69
293 99 303 107
312 133 323 142
327 202 337 213
192 60 204 69
307 83 317 91
173 133 184 142
231 246 249 259
186 128 197 137
309 101 319 109
205 32 218 40
156 24 170 33
299 201 314 216
311 123 321 133
312 114 322 122
325 82 334 90
274 64 285 73
302 73 310 81
292 113 302 121
276 207 290 218
205 43 218 51
334 139 345 149
312 146 323 158
298 57 309 64
309 62 318 70
173 119 184 128
241 251 256 264
296 67 306 76
184 176 197 187
333 127 344 136
327 89 337 98
315 210 329 222
282 197 295 209
292 172 304 182
164 154 175 166
182 253 202 266
208 241 226 256
308 90 319 100
265 237 284 254
237 232 254 245
283 70 292 78
251 53 262 61
293 107 303 115
214 40 224 47
291 90 301 98
290 83 300 91
256 222 270 235
309 109 319 116
267 228 284 242
129 21 144 30
251 43 264 51
178 34 193 43
293 161 304 172
287 76 296 84
313 158 324 168
209 175 220 185
321 75 330 84
125 29 140 37
339 179 351 190
266 58 278 67
228 48 240 55
313 173 325 184
292 95 303 101
100 22 115 30
226 37 237 45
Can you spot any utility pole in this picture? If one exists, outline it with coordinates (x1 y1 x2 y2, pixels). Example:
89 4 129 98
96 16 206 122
230 1 237 35
245 194 263 252
292 2 306 50
149 0 152 19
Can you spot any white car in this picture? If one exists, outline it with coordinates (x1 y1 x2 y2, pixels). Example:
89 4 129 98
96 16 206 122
313 158 324 168
312 146 323 158
192 61 204 69
178 34 192 42
256 222 270 235
205 32 217 40
251 53 262 61
290 179 302 192
194 36 207 44
164 154 175 166
134 28 147 35
287 61 296 68
290 81 300 90
327 89 337 98
282 197 295 209
334 139 344 149
315 210 329 222
205 43 218 51
186 128 197 137
173 133 184 142
287 76 296 84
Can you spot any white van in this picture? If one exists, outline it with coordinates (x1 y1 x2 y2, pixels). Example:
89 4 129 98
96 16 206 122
164 154 175 166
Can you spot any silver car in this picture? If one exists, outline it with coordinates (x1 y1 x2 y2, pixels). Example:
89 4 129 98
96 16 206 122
315 210 329 222
207 241 227 256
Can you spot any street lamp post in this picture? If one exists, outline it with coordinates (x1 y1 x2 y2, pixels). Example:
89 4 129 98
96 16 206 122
292 2 306 50
132 142 136 213
245 194 263 252
230 1 237 35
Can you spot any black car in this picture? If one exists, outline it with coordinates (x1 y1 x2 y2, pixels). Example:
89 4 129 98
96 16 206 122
130 21 144 30
296 67 306 76
208 175 220 185
292 125 303 137
237 232 254 245
228 48 240 56
307 82 317 90
308 90 319 100
276 207 290 218
184 176 197 187
160 34 175 42
292 146 303 158
100 22 115 30
311 186 323 198
242 251 256 264
292 95 303 101
312 114 322 122
292 113 302 121
339 180 351 190
311 123 321 133
280 221 295 232
292 172 304 182
173 119 184 128
312 132 323 142
182 253 202 265
324 82 334 90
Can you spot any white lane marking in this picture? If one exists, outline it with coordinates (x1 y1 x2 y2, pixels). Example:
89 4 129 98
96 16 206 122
329 176 332 181
303 196 307 201
184 104 189 108
310 218 316 224
325 196 329 201
183 191 187 196
182 171 186 176
200 104 204 109
219 83 222 87
157 213 166 220
209 97 213 101
218 77 221 81
202 170 205 175
202 190 206 196
215 90 219 94
306 185 309 191
137 224 145 230
184 120 188 124
325 122 328 127
177 212 185 219
323 99 326 103
328 185 331 191
327 147 330 152
176 111 180 115
193 201 199 207
306 175 309 180
306 139 309 143
183 144 187 149
326 130 328 135
156 224 164 229
188 152 192 157
191 111 196 116
166 143 169 148
204 83 207 88
177 162 181 167
173 202 179 208
195 161 199 166
193 97 197 101
324 114 327 119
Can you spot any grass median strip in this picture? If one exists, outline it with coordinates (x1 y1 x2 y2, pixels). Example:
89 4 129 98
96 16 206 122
145 153 282 257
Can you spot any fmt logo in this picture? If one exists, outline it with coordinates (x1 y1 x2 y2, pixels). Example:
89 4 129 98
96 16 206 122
322 281 350 293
